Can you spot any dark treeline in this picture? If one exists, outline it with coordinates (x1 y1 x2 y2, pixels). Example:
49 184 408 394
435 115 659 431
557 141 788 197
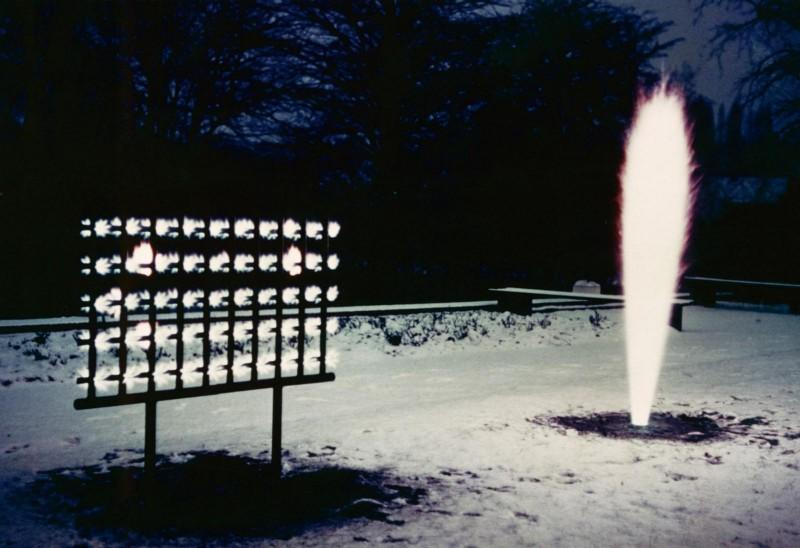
689 94 800 283
687 1 800 284
0 0 794 317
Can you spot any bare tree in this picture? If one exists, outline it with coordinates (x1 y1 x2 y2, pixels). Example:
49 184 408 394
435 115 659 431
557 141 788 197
698 0 800 140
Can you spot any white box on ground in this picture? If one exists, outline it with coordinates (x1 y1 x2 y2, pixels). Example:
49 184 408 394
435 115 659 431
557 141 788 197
573 280 601 294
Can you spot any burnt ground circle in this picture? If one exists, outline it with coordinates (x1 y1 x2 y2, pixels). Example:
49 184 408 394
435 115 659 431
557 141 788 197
20 451 425 541
542 412 725 442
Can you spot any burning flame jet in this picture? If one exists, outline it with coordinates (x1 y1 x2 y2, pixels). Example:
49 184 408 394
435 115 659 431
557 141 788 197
620 80 694 426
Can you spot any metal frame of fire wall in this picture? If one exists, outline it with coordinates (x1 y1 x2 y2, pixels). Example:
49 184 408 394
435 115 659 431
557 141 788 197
74 216 339 479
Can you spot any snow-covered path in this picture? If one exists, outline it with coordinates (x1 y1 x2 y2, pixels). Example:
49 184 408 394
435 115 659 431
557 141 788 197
1 306 799 546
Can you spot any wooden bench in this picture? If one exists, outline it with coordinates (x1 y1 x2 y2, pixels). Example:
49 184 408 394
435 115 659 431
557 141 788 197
685 276 800 313
489 287 692 331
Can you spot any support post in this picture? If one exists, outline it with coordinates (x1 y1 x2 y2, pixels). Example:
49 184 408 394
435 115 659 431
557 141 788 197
497 294 531 315
694 286 717 307
271 385 283 480
144 399 157 477
669 304 683 332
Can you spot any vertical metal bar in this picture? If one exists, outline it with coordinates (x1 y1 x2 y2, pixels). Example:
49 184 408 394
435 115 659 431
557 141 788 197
118 229 128 395
319 221 330 375
202 216 211 387
146 216 157 394
176 294 184 389
147 284 156 391
176 216 185 390
144 399 157 476
669 303 683 332
88 290 98 399
251 217 259 382
319 299 328 374
227 215 235 384
271 385 283 480
297 219 307 376
84 223 98 399
227 285 235 384
275 220 284 382
271 218 285 481
118 295 128 394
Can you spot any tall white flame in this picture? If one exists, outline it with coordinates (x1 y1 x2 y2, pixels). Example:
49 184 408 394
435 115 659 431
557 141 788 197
621 81 693 426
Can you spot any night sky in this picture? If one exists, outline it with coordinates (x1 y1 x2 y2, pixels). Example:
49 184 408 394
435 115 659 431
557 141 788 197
611 0 749 106
0 0 795 318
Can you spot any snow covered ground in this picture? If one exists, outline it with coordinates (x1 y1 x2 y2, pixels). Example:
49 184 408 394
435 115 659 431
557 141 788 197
1 305 799 546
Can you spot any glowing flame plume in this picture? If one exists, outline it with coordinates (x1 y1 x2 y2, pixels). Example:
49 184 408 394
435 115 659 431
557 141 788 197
620 81 694 426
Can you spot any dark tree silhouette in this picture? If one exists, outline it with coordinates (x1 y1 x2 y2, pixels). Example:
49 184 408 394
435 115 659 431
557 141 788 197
442 0 676 287
0 0 679 315
698 0 800 143
690 1 799 282
260 1 505 187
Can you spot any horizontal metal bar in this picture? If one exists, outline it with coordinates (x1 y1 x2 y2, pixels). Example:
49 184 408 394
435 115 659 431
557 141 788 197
490 288 691 305
0 301 499 334
685 276 800 290
73 372 335 409
80 272 332 292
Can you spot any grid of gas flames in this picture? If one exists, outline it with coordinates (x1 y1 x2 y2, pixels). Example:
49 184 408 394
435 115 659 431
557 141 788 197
75 216 340 407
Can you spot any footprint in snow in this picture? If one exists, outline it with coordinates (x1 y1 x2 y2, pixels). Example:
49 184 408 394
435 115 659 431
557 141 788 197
514 511 539 523
665 471 698 481
3 444 30 454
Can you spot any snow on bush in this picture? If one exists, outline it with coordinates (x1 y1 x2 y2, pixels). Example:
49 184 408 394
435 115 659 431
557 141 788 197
334 309 617 355
0 309 618 387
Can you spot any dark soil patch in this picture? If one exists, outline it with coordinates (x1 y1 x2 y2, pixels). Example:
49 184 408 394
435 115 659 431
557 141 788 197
24 451 424 540
544 412 725 442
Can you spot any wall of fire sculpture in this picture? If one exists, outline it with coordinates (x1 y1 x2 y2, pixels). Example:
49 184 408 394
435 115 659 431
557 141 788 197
75 216 339 404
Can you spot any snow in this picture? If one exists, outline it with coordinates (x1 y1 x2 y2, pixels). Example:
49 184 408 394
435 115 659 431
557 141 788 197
1 306 799 546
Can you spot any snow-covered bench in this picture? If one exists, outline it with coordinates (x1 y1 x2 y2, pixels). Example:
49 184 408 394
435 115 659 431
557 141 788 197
74 216 340 479
489 287 691 331
685 276 800 313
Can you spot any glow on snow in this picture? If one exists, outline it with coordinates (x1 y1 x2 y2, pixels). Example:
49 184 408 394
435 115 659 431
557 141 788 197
620 81 693 426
